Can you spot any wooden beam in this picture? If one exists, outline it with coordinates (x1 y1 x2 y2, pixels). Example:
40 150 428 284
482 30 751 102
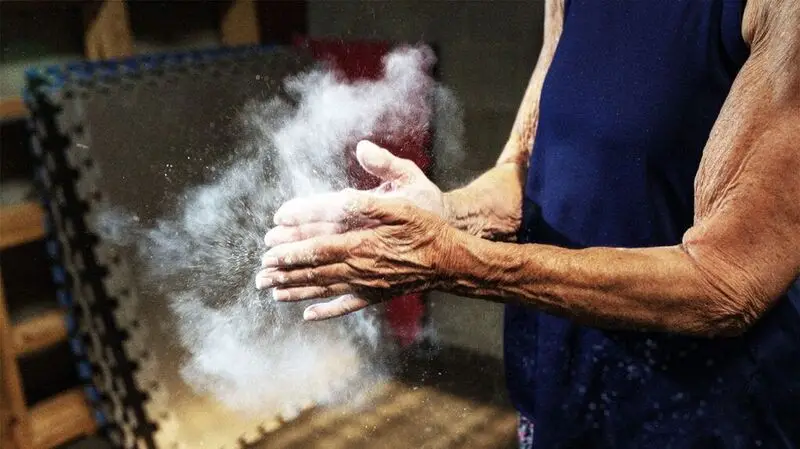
0 276 33 449
220 0 260 46
12 310 68 357
84 0 133 60
29 389 96 449
0 98 27 122
0 202 46 250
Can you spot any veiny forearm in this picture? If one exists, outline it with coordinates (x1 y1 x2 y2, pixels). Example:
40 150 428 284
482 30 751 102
440 233 747 337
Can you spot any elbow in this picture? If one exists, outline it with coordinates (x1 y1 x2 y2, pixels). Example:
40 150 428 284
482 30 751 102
679 261 766 338
698 297 760 337
679 237 773 338
689 283 768 338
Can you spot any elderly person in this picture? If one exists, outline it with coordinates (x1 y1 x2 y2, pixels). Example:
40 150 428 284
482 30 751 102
256 0 800 447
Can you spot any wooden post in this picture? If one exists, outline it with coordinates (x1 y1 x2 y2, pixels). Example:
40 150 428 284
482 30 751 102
220 0 260 46
85 0 134 60
0 276 32 449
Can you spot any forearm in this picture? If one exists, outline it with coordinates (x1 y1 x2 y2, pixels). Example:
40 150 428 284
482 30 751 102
439 232 753 337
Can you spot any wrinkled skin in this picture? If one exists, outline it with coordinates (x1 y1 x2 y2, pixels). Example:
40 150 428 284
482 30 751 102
258 141 450 320
259 194 452 320
256 0 800 332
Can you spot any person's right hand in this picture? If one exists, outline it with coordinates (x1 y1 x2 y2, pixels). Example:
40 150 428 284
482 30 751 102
263 140 445 247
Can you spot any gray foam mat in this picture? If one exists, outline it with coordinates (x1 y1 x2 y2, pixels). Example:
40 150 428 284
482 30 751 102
27 46 319 449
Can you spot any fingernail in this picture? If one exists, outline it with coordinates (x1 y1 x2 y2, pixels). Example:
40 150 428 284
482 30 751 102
303 308 318 321
262 255 279 267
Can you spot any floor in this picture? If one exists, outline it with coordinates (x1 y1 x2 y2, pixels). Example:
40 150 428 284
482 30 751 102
251 346 518 449
61 346 518 449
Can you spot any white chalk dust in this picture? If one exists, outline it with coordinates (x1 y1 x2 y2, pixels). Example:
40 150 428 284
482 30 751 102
95 48 463 447
96 46 465 447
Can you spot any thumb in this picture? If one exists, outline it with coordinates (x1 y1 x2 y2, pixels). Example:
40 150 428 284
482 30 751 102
356 140 420 182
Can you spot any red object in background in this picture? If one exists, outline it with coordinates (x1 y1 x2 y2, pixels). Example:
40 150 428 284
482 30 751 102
294 37 431 346
294 38 391 81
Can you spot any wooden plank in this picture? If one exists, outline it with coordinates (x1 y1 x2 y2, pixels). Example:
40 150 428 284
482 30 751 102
84 0 133 60
11 310 68 357
0 276 33 449
0 202 46 250
0 97 27 122
220 0 260 46
29 389 96 449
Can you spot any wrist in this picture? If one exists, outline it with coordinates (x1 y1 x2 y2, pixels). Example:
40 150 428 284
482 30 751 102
434 226 477 290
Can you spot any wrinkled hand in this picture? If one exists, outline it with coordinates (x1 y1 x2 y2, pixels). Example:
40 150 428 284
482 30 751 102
263 140 445 247
255 197 454 321
260 140 445 321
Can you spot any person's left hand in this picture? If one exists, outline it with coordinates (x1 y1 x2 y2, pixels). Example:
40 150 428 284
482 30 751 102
255 197 455 321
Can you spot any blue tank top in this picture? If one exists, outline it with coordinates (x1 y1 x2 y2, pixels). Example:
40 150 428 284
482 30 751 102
506 1 800 447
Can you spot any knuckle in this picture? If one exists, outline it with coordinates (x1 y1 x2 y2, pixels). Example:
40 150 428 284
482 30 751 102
338 303 355 315
342 297 364 314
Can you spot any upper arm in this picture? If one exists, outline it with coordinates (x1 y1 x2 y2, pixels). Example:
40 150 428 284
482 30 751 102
496 0 565 166
682 0 800 321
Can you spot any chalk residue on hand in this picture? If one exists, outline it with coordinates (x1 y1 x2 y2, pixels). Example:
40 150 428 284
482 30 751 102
96 47 464 415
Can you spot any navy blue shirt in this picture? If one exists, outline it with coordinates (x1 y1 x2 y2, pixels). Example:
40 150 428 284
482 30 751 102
506 1 800 447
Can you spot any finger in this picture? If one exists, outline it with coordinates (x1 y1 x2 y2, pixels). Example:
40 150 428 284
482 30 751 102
264 222 348 247
272 283 355 302
261 232 364 268
255 263 351 289
356 140 422 182
273 189 371 226
304 294 371 321
359 196 420 224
